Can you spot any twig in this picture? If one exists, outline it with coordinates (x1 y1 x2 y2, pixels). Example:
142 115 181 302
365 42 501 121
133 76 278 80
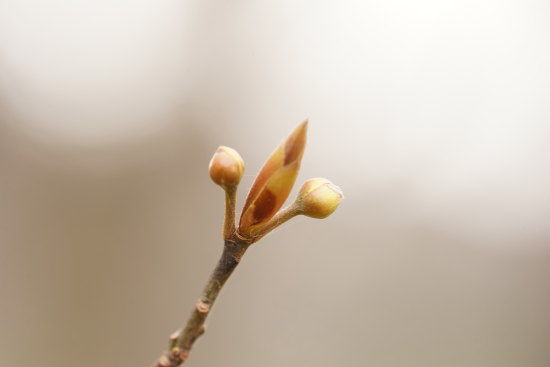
152 239 249 367
151 121 342 366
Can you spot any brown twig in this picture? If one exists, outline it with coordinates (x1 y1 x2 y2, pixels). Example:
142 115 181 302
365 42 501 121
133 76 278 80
152 238 249 367
151 121 342 366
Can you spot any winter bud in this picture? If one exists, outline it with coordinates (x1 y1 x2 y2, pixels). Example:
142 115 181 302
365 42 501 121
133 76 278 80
209 146 244 189
296 178 343 218
239 120 308 236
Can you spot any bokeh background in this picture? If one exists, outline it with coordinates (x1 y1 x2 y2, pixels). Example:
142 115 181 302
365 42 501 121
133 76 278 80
1 1 549 366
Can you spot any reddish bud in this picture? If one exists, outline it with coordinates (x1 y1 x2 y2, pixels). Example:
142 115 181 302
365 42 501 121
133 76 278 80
239 120 308 236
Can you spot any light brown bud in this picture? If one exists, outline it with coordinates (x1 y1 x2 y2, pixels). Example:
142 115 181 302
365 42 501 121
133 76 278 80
209 146 244 189
296 178 343 218
239 120 308 236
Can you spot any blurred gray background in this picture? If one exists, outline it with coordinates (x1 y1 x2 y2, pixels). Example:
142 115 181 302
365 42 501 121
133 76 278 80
1 1 549 366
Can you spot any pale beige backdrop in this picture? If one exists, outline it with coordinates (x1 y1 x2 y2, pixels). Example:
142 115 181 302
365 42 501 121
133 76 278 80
1 1 549 367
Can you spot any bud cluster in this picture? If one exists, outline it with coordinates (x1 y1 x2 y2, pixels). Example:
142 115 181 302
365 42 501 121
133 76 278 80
208 120 342 243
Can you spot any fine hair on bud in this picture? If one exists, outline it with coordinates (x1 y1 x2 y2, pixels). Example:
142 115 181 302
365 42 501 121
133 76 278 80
296 178 343 218
209 146 244 189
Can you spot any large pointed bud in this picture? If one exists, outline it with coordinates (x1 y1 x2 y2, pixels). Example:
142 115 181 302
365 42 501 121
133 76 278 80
209 146 244 189
296 178 343 218
239 120 308 237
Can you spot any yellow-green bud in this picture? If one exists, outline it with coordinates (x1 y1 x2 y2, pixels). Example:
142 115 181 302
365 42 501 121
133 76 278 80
209 146 244 189
296 178 343 218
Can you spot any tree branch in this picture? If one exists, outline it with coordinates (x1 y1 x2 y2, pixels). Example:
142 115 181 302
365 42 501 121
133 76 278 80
152 240 249 367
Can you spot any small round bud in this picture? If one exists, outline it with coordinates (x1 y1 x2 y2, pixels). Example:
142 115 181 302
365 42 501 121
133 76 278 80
209 146 244 189
296 178 343 218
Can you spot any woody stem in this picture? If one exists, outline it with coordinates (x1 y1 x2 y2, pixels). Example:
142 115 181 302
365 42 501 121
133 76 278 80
250 205 300 242
223 186 237 240
152 240 249 367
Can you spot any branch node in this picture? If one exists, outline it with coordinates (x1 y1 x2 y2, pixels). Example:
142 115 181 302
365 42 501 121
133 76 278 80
170 347 182 358
195 300 210 313
169 329 181 341
168 329 181 349
158 355 170 367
